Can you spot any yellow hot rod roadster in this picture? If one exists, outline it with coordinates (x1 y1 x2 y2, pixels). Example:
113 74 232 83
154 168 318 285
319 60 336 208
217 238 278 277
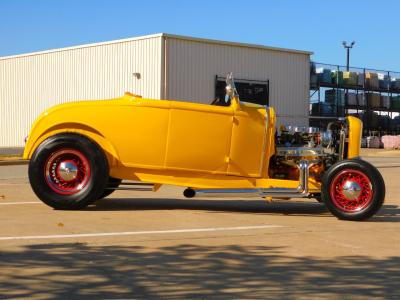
24 74 385 220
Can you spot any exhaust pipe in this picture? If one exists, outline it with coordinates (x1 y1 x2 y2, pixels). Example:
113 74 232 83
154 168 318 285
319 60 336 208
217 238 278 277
183 160 314 199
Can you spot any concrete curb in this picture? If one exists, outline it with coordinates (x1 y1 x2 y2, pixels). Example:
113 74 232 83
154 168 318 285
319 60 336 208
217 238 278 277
0 160 29 166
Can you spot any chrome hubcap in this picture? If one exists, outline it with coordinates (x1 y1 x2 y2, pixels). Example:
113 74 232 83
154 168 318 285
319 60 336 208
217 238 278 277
342 180 362 200
57 160 78 181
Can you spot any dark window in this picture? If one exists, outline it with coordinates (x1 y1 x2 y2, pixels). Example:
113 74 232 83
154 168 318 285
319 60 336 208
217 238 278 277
215 76 269 106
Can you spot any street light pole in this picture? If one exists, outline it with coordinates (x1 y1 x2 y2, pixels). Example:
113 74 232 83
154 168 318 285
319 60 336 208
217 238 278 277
342 41 355 71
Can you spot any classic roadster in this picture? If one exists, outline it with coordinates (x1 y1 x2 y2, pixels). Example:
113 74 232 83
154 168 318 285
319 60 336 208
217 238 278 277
24 74 385 220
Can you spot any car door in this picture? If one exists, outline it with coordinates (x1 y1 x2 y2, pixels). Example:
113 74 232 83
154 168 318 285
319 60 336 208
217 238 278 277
227 104 267 177
164 101 233 174
108 99 171 169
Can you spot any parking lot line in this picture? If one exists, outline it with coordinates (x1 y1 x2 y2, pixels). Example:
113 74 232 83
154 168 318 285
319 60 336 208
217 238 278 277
0 225 284 241
0 201 41 205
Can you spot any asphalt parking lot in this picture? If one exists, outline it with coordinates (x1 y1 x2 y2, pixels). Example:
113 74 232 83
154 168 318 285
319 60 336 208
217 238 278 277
0 157 399 299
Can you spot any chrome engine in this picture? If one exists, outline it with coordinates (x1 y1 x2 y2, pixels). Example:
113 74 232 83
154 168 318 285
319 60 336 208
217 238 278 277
270 122 347 181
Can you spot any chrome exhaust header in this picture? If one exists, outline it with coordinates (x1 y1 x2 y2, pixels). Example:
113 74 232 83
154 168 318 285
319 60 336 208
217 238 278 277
183 160 315 199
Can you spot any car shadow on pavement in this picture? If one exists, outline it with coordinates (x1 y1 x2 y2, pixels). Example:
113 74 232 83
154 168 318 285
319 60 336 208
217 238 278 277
369 204 400 222
86 199 400 222
87 198 331 218
0 243 399 299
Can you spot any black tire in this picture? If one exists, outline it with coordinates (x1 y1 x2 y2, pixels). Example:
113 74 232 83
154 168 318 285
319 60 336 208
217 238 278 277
100 177 122 199
313 194 323 203
321 159 385 221
28 133 109 210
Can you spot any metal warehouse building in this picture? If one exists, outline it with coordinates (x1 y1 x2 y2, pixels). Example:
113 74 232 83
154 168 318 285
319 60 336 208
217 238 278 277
0 33 311 149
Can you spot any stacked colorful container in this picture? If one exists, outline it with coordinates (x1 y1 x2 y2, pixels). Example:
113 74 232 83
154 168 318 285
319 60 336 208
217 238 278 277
391 79 400 91
331 70 344 85
381 95 391 109
357 93 366 106
363 112 379 128
366 136 381 148
311 103 335 117
357 73 365 86
325 89 345 106
381 135 400 149
391 96 400 109
343 72 358 85
365 72 379 89
346 92 357 105
367 93 380 108
316 68 332 84
378 74 390 89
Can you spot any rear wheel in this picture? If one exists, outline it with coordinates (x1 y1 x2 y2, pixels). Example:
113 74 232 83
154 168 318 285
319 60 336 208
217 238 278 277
29 133 109 210
321 159 385 221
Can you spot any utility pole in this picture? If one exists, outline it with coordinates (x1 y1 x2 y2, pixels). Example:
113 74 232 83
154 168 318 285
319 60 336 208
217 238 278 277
342 41 355 71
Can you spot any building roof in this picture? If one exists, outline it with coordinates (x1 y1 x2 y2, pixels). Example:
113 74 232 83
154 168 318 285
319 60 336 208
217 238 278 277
163 33 313 56
0 33 312 61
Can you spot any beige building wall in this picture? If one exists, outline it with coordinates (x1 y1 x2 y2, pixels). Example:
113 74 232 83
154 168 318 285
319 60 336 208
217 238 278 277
0 35 162 147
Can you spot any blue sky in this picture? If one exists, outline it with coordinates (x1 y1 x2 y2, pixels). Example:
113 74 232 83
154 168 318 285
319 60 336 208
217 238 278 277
1 0 399 71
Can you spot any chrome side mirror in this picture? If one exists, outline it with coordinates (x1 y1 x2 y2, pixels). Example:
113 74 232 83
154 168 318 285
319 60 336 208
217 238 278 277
225 72 239 105
225 84 234 103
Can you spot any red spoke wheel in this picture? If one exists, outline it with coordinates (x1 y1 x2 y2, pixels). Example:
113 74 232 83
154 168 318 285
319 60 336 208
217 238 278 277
44 149 91 195
330 169 373 212
29 133 109 210
322 159 385 221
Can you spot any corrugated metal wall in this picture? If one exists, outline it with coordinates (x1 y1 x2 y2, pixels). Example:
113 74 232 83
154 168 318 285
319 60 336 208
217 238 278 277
0 36 162 147
165 37 310 127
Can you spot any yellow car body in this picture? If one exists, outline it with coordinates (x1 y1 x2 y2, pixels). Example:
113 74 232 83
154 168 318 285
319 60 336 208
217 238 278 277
24 85 387 221
24 93 361 191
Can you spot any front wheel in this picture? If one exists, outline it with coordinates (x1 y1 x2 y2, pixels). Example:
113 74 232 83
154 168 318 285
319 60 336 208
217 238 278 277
321 159 385 221
29 133 109 210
